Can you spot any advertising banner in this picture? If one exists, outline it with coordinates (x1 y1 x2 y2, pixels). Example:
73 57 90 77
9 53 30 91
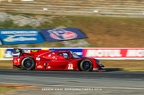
40 28 87 42
0 48 13 60
0 48 43 60
83 48 144 60
0 29 45 45
0 48 83 60
0 48 144 60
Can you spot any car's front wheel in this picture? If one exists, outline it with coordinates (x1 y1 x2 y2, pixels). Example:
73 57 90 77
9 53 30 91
21 57 35 70
79 59 93 72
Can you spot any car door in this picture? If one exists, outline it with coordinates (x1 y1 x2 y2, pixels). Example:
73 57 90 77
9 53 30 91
41 52 72 70
51 52 72 70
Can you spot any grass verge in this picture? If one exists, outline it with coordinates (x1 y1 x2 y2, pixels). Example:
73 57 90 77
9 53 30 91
0 60 13 69
0 86 16 94
0 15 144 48
101 60 144 71
0 83 36 94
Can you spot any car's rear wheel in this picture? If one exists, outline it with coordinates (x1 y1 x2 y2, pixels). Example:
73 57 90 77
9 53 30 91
79 59 93 72
21 57 35 70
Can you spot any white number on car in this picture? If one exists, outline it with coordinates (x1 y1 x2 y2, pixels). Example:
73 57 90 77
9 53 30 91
68 63 73 70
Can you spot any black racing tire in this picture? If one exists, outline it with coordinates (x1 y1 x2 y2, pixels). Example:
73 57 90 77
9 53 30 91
79 59 93 72
21 57 35 70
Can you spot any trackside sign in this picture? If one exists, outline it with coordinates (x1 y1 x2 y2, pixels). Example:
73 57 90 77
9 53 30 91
0 39 2 45
0 29 45 45
83 48 144 60
40 28 87 42
0 48 144 60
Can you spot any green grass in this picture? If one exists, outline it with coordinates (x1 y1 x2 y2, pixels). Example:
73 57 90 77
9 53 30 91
0 14 144 48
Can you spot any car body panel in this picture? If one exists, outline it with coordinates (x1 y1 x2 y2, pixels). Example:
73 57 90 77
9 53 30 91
13 49 105 71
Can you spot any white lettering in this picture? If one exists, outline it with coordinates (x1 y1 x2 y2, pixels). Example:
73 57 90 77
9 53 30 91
126 50 144 57
18 59 20 63
37 65 42 68
4 36 37 42
86 50 122 57
36 57 40 60
1 31 37 34
68 63 73 70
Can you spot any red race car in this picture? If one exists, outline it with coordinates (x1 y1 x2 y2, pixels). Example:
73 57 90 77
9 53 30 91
12 48 105 72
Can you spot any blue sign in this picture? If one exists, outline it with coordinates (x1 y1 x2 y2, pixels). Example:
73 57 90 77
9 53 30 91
50 48 83 57
3 48 14 58
0 37 2 45
40 28 87 42
0 29 45 45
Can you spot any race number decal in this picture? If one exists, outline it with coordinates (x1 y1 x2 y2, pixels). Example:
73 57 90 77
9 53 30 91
68 63 73 70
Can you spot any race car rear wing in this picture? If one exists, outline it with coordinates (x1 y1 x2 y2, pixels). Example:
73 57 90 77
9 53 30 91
13 48 23 54
12 48 23 57
12 48 51 57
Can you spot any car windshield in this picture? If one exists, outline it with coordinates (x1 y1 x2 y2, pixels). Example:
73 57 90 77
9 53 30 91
71 51 80 58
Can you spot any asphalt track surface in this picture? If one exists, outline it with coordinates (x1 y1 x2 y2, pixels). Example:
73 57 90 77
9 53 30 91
0 69 144 95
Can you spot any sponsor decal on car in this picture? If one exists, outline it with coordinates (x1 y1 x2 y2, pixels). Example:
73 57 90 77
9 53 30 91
47 66 51 69
36 57 40 60
37 65 43 68
31 50 38 52
68 62 73 70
